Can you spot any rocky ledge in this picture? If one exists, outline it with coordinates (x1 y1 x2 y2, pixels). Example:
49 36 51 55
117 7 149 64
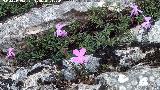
70 65 160 90
1 58 160 90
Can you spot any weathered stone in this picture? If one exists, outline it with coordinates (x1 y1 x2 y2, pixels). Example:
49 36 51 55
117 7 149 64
115 47 154 67
0 59 57 90
95 65 160 90
70 83 101 90
11 67 28 81
138 77 148 86
61 68 76 81
118 74 129 83
84 55 101 72
119 85 126 90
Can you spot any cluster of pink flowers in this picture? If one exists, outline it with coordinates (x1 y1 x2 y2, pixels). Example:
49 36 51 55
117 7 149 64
129 3 152 30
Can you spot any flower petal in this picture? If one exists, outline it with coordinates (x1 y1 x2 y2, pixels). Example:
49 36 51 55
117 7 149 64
79 48 86 56
73 49 80 56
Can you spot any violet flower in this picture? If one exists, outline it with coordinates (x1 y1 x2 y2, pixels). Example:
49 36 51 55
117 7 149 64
130 3 143 16
55 23 67 37
141 16 152 30
6 48 15 59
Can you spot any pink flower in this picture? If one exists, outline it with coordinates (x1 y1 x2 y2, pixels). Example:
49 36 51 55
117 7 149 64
6 48 15 59
141 16 152 30
55 23 67 37
130 3 143 16
71 48 87 64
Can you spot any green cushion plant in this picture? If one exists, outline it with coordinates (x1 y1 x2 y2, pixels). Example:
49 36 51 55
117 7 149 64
15 0 160 67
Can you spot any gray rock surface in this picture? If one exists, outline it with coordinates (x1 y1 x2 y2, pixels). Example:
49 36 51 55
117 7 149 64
148 19 160 43
11 67 29 81
0 65 22 90
1 56 160 90
107 0 134 12
115 47 154 67
84 55 101 72
61 68 76 81
95 65 160 90
70 83 101 90
67 65 160 90
0 59 57 90
21 60 56 90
